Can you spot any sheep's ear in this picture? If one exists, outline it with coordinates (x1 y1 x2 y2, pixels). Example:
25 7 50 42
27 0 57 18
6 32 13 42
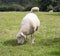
20 32 24 36
20 32 26 39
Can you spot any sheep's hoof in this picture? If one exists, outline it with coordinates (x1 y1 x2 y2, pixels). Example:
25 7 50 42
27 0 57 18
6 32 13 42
32 42 34 44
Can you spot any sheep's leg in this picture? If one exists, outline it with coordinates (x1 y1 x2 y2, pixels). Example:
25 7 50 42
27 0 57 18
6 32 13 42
25 36 28 42
31 34 34 44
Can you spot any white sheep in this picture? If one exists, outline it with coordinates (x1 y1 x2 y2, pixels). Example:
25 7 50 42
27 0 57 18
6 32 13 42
16 13 40 44
31 7 39 12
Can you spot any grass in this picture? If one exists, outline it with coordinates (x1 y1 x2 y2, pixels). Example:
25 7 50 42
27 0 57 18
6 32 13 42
0 12 60 56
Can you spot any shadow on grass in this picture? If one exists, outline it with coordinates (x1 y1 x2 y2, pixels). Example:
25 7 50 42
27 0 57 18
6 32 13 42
49 50 60 56
36 38 60 46
3 39 27 46
3 38 60 46
3 39 18 46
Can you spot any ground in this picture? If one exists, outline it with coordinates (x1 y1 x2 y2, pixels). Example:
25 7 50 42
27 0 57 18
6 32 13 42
0 12 60 56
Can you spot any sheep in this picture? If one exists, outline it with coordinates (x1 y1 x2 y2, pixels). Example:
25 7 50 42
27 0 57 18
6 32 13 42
16 13 40 44
31 7 39 12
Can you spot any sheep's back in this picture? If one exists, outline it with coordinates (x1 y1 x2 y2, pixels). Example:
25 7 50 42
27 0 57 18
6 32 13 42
22 13 40 25
21 13 40 34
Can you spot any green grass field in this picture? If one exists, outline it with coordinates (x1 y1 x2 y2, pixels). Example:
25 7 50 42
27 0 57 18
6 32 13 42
0 12 60 56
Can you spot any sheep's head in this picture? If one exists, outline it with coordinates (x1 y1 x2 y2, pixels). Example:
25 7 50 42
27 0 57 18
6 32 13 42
16 32 26 45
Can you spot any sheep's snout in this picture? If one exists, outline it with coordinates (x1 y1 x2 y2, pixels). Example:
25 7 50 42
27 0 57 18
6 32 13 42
16 32 26 45
17 37 25 45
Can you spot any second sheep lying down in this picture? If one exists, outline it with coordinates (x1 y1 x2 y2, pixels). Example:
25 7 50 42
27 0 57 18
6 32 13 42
16 13 40 44
31 7 39 12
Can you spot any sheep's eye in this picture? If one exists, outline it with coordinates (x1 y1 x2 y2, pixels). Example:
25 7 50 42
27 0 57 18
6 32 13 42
18 37 21 39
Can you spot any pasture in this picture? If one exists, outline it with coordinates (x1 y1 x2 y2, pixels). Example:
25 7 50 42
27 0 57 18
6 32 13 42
0 12 60 56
